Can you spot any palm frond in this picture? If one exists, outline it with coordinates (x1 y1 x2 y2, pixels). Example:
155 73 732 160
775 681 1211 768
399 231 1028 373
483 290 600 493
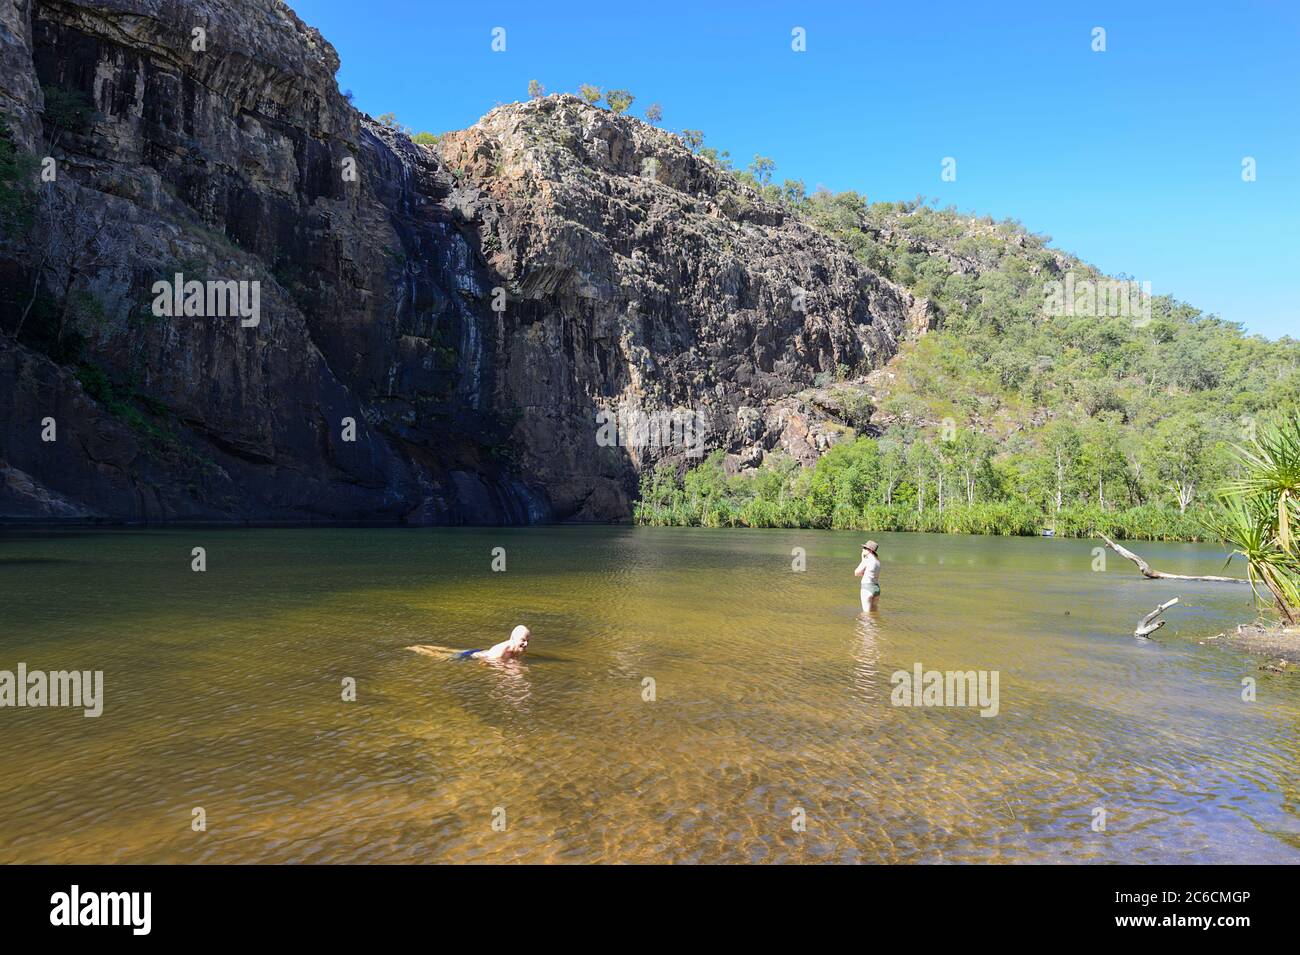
1213 419 1300 622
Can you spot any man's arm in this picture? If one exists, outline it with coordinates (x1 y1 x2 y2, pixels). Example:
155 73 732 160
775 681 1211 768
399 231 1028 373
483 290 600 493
476 639 511 661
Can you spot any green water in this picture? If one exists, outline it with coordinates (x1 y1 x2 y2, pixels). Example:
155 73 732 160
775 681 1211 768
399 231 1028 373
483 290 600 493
1 526 1297 863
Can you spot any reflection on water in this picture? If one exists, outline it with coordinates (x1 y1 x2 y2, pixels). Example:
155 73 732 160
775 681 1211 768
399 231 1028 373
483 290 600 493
1 526 1298 863
850 614 882 707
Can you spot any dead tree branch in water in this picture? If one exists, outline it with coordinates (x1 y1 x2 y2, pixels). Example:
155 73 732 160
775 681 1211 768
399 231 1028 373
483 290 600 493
1099 534 1247 583
1135 597 1180 638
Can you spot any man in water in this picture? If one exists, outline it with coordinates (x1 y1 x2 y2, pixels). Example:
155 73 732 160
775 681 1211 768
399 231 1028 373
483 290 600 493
458 625 531 661
854 541 881 612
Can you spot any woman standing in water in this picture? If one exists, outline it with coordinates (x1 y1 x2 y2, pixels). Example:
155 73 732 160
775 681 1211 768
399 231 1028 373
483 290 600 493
854 541 881 613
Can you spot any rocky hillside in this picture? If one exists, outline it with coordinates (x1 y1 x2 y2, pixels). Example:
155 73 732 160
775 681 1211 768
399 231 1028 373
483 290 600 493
0 0 925 523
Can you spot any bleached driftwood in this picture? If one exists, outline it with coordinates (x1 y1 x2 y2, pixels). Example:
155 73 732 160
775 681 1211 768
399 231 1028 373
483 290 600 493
1100 534 1247 583
1135 597 1180 638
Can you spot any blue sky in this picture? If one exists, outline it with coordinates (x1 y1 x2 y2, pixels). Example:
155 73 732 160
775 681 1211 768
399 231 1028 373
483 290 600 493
292 0 1298 340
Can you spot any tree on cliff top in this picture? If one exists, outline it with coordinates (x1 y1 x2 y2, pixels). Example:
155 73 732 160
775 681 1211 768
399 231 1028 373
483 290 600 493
375 112 412 136
748 154 775 186
577 84 601 106
604 89 635 114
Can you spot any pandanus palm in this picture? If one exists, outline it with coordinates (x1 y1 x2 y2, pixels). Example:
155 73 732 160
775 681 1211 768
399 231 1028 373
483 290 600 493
1214 416 1300 624
1222 416 1300 546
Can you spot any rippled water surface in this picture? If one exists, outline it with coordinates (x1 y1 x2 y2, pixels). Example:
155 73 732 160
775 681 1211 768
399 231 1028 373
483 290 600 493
1 526 1298 863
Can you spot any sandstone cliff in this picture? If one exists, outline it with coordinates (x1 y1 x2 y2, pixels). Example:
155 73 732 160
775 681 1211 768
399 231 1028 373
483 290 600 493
0 0 922 523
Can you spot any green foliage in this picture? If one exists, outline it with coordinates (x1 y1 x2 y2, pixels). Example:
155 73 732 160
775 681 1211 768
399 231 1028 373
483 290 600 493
747 154 775 186
75 362 115 405
577 84 602 106
698 146 731 170
74 362 181 452
12 286 86 363
637 430 1228 541
1210 494 1300 620
0 123 37 237
411 131 440 145
1214 416 1300 621
527 79 545 99
644 102 663 124
604 89 635 114
636 450 1215 540
1221 416 1300 545
375 112 412 135
42 85 95 136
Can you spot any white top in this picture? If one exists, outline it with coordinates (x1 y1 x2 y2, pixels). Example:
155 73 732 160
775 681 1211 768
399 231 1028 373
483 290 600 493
856 553 881 587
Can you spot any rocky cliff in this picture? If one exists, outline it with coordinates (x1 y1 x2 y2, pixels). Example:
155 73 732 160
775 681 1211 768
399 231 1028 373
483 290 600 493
0 0 923 523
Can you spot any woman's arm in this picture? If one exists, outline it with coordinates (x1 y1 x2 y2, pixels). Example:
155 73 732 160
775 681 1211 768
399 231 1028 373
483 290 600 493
854 559 867 578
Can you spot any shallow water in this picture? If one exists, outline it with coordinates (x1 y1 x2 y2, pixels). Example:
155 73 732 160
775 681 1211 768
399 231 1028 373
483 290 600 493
1 526 1297 863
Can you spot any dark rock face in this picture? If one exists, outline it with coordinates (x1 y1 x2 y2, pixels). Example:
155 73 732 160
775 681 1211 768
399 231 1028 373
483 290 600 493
0 0 917 524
